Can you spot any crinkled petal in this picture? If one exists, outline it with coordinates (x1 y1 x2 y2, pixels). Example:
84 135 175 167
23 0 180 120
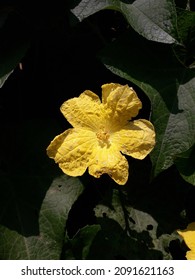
60 90 105 130
111 119 155 159
88 144 129 185
102 83 121 104
102 83 142 127
46 128 96 176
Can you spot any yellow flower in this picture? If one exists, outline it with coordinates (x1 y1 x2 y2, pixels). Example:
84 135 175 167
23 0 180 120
47 83 155 185
177 222 195 260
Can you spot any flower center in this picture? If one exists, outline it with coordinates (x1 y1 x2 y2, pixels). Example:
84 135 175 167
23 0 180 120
96 127 110 142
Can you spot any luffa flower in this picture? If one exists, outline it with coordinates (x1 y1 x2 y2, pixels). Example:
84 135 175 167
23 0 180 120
177 222 195 260
47 83 155 185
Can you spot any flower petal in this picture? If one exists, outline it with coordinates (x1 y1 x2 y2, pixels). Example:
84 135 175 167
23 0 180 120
88 144 129 185
111 119 155 159
102 83 142 126
177 222 195 260
186 250 195 260
47 128 96 176
102 83 121 104
177 222 195 255
60 90 104 130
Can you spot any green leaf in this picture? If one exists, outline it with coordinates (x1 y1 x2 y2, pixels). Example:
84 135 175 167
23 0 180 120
100 30 195 177
122 0 179 44
0 70 13 88
95 189 178 259
174 145 195 185
66 216 163 259
0 175 84 259
0 119 85 259
176 8 195 42
173 8 195 67
70 0 179 44
63 225 101 259
95 217 163 259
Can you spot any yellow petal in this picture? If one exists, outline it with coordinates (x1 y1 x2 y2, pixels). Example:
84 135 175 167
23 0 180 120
60 90 104 130
186 250 195 260
177 222 195 260
88 144 129 185
102 83 142 126
111 119 155 159
47 128 96 176
102 83 122 104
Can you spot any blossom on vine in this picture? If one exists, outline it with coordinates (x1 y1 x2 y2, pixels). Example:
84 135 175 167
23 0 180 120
47 83 155 185
177 222 195 260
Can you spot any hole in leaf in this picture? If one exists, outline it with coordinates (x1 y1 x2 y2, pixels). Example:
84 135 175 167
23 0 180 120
146 224 153 231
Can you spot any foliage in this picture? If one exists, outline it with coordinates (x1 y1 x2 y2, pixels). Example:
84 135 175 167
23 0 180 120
0 0 194 259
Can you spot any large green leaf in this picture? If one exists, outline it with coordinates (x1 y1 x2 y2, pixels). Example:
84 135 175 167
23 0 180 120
70 0 179 44
65 218 163 259
95 189 179 259
0 175 84 259
100 30 195 178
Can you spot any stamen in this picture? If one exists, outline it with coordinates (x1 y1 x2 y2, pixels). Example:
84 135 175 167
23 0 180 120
96 127 110 142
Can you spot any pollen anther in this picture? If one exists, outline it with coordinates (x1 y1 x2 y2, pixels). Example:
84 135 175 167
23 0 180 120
96 127 110 141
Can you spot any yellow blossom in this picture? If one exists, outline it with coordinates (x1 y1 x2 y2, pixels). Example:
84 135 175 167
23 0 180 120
177 222 195 260
47 83 155 185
